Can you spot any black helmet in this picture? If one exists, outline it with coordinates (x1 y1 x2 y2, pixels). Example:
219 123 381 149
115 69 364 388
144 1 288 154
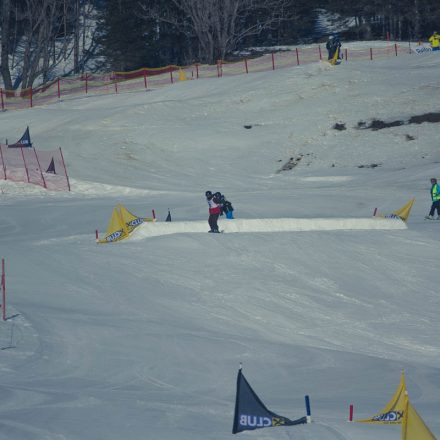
214 192 221 198
205 190 212 197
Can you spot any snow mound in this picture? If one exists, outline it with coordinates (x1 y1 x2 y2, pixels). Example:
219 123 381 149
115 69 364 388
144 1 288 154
132 217 407 239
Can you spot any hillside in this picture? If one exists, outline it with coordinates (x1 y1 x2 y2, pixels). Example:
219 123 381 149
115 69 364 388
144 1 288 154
0 47 439 440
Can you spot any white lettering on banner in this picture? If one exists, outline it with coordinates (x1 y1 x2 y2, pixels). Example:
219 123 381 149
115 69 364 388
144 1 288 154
239 415 272 427
128 218 144 226
414 47 432 54
106 230 123 242
372 411 404 422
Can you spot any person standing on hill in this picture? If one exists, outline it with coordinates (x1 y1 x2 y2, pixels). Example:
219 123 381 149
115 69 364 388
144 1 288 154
429 31 440 51
205 191 221 232
425 178 440 219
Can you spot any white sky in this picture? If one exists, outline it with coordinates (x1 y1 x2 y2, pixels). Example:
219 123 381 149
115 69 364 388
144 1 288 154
0 44 439 440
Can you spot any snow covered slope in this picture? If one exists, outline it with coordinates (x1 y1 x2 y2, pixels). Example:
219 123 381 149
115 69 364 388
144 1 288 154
0 47 439 440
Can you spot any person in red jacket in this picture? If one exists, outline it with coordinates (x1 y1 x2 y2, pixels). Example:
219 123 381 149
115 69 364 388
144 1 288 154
206 190 221 232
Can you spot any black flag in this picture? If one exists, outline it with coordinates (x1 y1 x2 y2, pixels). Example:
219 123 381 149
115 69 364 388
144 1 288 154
166 210 171 222
46 157 56 174
9 126 32 148
232 368 307 434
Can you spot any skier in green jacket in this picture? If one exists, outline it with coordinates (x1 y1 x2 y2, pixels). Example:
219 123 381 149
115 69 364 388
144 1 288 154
425 178 440 219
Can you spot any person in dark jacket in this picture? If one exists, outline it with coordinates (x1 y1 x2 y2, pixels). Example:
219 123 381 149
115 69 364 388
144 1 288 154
425 178 440 219
206 191 222 232
326 35 342 62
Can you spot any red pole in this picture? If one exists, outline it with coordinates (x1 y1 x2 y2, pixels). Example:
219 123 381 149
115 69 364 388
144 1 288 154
344 48 348 61
33 148 47 189
394 43 398 56
170 67 174 84
1 258 5 321
152 209 156 220
217 61 220 78
30 87 33 108
349 404 354 422
373 207 378 216
20 147 30 183
0 88 4 111
95 230 99 241
57 77 60 98
143 69 148 89
244 58 248 74
296 48 300 65
59 147 71 191
196 64 199 79
271 52 275 70
370 47 373 60
318 45 322 60
0 145 6 180
85 73 88 94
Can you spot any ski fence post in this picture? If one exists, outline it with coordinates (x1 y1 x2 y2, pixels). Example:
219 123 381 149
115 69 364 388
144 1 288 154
394 43 398 56
0 145 6 179
305 395 312 423
196 63 199 79
271 52 275 70
33 148 47 189
296 47 300 65
370 47 373 60
59 147 71 191
318 45 322 60
152 209 156 220
170 67 174 84
2 258 6 321
20 146 30 183
143 69 148 89
0 88 4 111
244 58 249 74
344 48 348 61
57 77 60 99
349 404 354 422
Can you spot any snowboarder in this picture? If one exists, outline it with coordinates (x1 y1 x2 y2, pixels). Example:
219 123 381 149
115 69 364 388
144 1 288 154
425 178 440 219
326 35 341 62
221 196 234 219
206 191 221 232
429 31 440 51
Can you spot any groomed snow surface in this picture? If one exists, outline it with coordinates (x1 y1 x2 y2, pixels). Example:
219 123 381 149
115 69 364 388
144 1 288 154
0 45 440 440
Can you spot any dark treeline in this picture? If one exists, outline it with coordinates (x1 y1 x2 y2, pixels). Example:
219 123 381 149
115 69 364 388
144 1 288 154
1 0 440 89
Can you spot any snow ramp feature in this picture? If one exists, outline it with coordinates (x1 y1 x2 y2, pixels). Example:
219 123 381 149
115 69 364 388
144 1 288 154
132 217 407 239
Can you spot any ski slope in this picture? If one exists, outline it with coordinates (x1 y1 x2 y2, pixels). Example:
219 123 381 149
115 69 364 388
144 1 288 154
0 45 439 440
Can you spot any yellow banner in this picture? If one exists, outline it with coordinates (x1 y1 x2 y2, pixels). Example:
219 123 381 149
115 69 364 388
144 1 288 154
98 207 129 243
403 401 437 440
393 198 415 222
357 372 407 424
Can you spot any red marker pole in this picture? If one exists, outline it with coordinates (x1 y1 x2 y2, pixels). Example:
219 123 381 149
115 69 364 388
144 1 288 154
271 52 275 70
318 45 322 60
349 404 354 422
373 207 378 216
244 58 248 74
95 230 99 241
152 209 156 220
370 47 373 60
296 48 300 65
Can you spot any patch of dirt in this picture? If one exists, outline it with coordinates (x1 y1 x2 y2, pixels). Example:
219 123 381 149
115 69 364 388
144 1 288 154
358 163 381 169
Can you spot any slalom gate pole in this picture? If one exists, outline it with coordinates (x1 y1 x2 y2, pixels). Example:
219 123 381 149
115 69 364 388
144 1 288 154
33 148 47 189
0 88 4 111
349 404 354 421
271 53 275 70
59 147 71 191
152 209 156 220
2 258 6 321
373 207 378 216
95 230 99 242
20 146 30 183
305 395 312 423
57 78 60 98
